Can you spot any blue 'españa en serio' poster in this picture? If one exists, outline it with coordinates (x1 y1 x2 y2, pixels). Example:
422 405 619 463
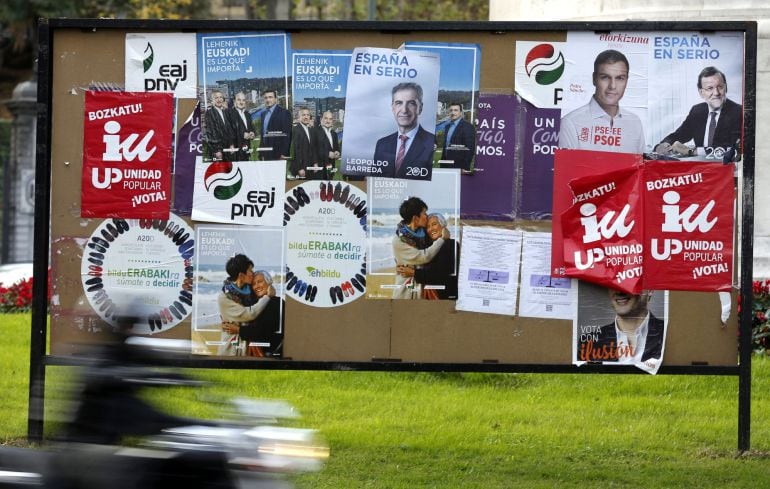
341 47 440 181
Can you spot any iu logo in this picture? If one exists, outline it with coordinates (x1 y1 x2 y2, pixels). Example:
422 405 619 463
660 190 716 233
580 202 634 244
102 120 157 162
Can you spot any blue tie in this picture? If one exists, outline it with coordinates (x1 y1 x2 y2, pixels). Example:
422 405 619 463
445 121 457 147
263 108 273 136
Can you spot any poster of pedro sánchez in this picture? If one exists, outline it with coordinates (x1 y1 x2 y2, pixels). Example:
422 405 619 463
573 280 669 375
559 31 744 158
341 47 440 181
197 32 291 163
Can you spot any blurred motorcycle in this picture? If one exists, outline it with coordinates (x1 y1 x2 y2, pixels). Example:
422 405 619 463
0 336 328 488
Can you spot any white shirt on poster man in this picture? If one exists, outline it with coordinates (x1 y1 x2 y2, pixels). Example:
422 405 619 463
558 50 646 154
559 96 645 153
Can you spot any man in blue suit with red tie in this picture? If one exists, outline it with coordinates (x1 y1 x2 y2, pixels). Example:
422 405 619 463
373 82 435 180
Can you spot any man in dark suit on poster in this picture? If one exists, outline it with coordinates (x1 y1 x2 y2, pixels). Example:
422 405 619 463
290 108 314 179
373 82 435 180
654 66 743 155
259 89 292 161
204 89 233 161
440 102 476 172
226 91 256 161
313 110 341 180
577 289 664 367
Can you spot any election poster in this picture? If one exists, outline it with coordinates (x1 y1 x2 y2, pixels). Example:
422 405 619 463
290 50 351 180
518 232 576 320
514 41 568 111
455 227 522 316
647 31 744 160
81 91 174 219
125 32 197 98
573 280 669 375
557 159 734 293
284 181 367 307
291 50 350 126
561 166 644 294
192 225 285 357
341 47 440 180
514 41 567 220
519 99 560 220
172 102 202 216
560 32 649 154
191 157 286 227
403 42 480 172
551 149 642 277
642 161 734 291
197 32 291 163
460 94 516 220
366 169 460 299
80 213 194 334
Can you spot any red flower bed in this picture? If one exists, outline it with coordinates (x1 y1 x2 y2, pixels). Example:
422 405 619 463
752 279 770 354
0 277 33 313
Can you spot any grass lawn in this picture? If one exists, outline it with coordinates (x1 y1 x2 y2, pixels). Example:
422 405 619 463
2 312 770 487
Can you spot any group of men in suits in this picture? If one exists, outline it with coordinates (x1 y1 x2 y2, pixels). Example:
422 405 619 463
203 88 342 179
289 107 341 180
204 89 260 162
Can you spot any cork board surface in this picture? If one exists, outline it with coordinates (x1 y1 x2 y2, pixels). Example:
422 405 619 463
47 26 738 367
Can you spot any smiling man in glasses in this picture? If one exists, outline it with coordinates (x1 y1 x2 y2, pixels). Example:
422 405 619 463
654 66 743 155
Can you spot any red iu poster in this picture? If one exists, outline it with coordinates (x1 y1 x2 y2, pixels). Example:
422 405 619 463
642 161 734 291
551 149 642 277
82 91 174 218
561 166 644 294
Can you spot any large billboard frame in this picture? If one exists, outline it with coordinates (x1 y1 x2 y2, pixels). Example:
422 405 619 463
31 19 757 450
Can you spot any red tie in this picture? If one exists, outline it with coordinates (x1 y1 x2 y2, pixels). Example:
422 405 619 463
395 134 409 172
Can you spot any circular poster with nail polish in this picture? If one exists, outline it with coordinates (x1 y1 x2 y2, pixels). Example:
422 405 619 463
80 213 194 334
284 181 367 307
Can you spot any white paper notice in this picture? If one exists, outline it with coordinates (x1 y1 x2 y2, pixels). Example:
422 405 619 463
456 226 522 316
518 232 577 319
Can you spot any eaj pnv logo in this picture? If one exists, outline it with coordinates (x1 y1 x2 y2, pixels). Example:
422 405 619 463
204 161 243 200
525 44 565 86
